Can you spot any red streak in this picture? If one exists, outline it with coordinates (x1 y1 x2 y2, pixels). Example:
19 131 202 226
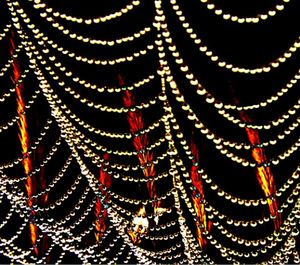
190 136 211 249
9 33 39 255
95 154 111 241
119 76 157 205
240 112 281 230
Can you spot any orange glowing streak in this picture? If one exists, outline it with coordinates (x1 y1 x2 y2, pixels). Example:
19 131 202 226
241 112 281 230
95 153 111 242
127 205 148 244
10 33 39 255
190 136 211 249
120 76 157 205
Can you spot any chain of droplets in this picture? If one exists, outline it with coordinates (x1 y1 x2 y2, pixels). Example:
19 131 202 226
206 184 300 228
157 25 300 246
109 208 184 263
158 8 300 131
27 0 150 46
0 43 22 77
167 62 300 146
169 0 300 74
30 155 73 199
0 202 14 229
0 118 53 171
157 55 213 264
29 0 141 24
165 59 300 132
16 34 168 156
210 213 299 249
196 0 292 24
0 68 29 103
263 235 298 264
0 88 41 134
167 103 300 206
0 219 27 247
17 40 169 167
29 44 160 113
77 134 169 171
14 26 173 196
153 13 300 157
173 149 300 228
10 0 155 66
0 23 12 41
23 47 175 214
65 106 164 140
29 34 157 94
159 62 300 168
205 211 299 260
161 26 300 112
67 116 167 157
166 66 300 166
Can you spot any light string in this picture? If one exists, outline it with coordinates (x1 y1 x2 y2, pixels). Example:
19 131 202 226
163 44 300 112
205 184 300 227
30 44 157 94
25 0 151 47
109 208 185 263
14 31 167 168
30 0 141 24
176 145 300 222
157 85 299 240
169 0 300 74
0 43 22 77
0 118 53 171
9 0 156 66
174 159 300 261
157 44 300 168
158 6 300 131
0 219 27 247
0 23 12 41
155 5 300 156
30 155 73 199
0 68 29 103
156 18 212 264
205 208 300 261
0 207 14 230
196 0 292 24
0 86 41 134
18 52 174 212
166 66 300 163
166 56 300 131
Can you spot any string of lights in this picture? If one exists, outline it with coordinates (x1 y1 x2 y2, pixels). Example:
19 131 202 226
196 0 291 24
